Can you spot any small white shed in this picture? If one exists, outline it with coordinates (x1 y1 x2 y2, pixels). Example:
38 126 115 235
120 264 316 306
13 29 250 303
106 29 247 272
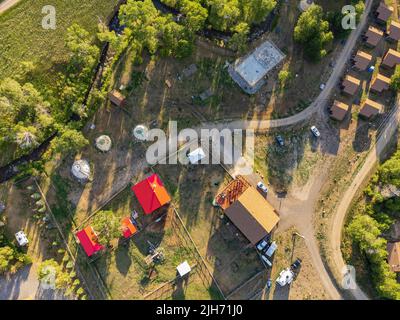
177 261 191 277
15 231 29 247
188 148 206 164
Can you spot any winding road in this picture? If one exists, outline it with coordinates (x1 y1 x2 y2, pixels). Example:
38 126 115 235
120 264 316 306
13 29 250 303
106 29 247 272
0 0 19 14
330 100 400 300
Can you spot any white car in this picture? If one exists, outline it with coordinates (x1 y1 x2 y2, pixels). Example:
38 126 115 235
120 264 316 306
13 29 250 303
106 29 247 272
257 239 268 251
261 254 272 267
265 241 278 257
257 182 268 194
310 126 321 138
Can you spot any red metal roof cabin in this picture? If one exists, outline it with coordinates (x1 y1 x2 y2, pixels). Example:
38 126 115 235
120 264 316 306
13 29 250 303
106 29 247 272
132 174 171 215
76 226 104 257
121 217 138 239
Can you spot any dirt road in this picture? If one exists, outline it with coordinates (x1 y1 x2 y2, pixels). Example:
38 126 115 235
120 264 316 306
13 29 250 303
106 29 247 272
0 0 19 14
330 100 400 300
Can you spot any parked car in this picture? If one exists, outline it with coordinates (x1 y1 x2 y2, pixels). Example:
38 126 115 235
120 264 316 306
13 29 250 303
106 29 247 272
261 254 272 267
264 241 278 258
310 126 321 138
291 258 302 271
257 238 269 251
257 182 268 194
276 135 285 147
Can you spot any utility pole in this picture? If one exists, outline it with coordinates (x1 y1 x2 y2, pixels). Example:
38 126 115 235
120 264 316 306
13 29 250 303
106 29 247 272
291 232 306 262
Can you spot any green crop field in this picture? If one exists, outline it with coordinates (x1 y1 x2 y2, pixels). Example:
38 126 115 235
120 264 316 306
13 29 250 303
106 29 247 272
0 0 118 85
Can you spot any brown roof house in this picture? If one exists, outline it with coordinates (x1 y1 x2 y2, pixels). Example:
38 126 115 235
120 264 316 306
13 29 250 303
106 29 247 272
376 2 394 23
388 20 400 41
382 49 400 68
387 242 400 273
342 75 361 95
359 99 384 119
108 90 126 107
371 73 391 92
354 50 373 70
225 187 280 245
365 26 384 46
330 100 350 121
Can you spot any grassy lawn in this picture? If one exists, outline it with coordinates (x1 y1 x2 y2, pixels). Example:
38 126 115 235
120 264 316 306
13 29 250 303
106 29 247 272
0 0 118 85
84 186 217 300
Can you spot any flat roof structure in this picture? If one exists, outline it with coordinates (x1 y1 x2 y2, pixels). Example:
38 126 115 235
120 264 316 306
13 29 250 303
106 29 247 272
342 75 361 95
108 90 126 107
330 100 350 121
387 242 400 272
388 20 400 41
382 49 400 68
229 40 285 94
225 187 280 245
365 26 383 46
76 226 104 257
359 99 384 119
132 174 171 215
354 50 373 70
371 73 391 92
376 2 394 22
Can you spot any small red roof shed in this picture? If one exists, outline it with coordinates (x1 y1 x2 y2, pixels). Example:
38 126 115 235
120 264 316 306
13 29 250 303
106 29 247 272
132 174 171 215
121 217 138 239
76 226 104 257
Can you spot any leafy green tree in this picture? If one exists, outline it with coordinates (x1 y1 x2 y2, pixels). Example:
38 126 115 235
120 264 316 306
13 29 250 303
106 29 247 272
180 0 208 32
0 246 31 275
239 0 276 24
229 22 249 52
66 24 100 74
278 69 292 89
294 4 333 61
91 210 121 245
206 0 241 31
38 259 72 290
0 78 53 150
50 127 89 155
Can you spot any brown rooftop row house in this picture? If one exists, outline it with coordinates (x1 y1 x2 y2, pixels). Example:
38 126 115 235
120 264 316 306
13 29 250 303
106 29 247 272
370 73 391 92
108 90 126 107
376 1 394 22
330 100 350 121
354 50 373 70
382 49 400 68
359 98 384 119
387 242 400 273
365 26 383 46
342 75 361 95
388 20 400 41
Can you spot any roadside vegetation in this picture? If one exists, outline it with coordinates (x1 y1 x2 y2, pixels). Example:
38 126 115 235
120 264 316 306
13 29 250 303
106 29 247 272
0 232 31 275
344 150 400 300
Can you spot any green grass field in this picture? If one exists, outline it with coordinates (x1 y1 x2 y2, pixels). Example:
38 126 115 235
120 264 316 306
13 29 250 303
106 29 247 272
0 0 118 85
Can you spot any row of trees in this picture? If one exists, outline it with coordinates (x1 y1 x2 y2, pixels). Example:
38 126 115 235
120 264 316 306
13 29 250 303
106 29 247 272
0 23 100 169
347 149 400 300
294 2 365 61
161 0 277 32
